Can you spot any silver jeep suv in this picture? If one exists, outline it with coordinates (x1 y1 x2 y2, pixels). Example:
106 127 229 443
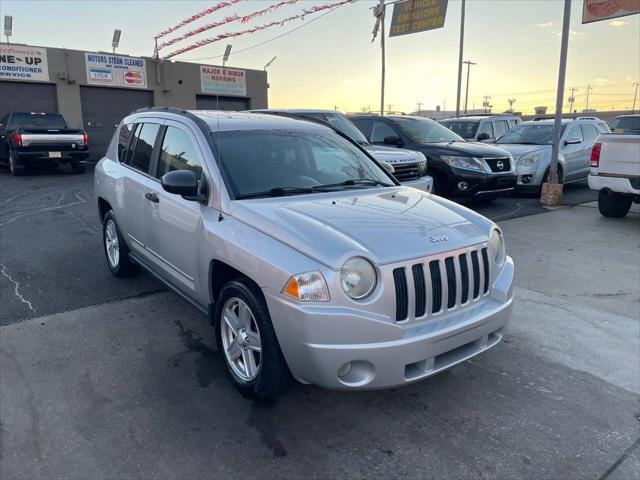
95 108 514 398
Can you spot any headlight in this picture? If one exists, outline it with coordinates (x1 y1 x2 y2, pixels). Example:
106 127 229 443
517 153 540 167
283 271 330 302
417 161 427 176
441 156 484 172
488 229 506 267
340 257 377 300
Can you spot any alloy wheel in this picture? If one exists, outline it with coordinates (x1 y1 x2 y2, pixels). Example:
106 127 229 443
104 219 120 268
221 297 262 382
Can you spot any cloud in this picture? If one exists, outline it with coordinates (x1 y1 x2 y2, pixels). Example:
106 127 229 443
536 22 553 28
609 20 627 27
594 78 609 85
552 29 586 37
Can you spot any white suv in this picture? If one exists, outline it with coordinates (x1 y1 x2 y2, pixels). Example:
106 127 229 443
441 115 521 143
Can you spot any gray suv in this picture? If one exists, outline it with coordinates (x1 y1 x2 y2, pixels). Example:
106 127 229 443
95 108 514 398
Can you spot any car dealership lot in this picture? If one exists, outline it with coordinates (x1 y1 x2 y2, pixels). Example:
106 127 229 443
1 169 638 479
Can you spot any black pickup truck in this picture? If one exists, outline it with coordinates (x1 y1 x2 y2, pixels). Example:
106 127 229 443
0 112 89 175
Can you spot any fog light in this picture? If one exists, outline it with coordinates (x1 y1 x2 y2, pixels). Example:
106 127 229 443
337 362 352 378
521 174 533 184
457 181 469 191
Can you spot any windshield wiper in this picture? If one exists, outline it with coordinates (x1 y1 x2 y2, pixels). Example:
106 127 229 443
236 186 317 199
314 178 394 190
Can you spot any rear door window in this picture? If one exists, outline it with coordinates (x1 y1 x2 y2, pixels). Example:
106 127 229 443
128 123 160 174
351 118 372 139
477 121 494 139
565 125 583 142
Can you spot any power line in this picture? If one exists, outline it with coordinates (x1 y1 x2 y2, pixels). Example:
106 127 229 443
180 6 341 62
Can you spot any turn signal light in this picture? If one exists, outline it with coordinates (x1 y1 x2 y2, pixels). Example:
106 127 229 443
590 143 601 168
82 132 89 147
283 271 330 302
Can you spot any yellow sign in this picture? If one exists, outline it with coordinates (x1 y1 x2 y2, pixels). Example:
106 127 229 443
389 0 448 37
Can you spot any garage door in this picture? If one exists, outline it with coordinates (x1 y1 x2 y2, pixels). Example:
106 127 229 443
0 81 57 119
196 95 249 111
80 86 154 161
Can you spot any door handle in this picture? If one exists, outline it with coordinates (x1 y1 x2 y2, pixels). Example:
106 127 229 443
145 192 159 203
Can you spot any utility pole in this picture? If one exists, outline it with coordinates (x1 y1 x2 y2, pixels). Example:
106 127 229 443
482 95 492 113
632 82 639 113
416 102 423 113
455 0 466 117
462 60 476 114
585 84 593 111
568 87 578 113
387 104 393 113
374 0 386 117
541 0 571 206
508 98 516 112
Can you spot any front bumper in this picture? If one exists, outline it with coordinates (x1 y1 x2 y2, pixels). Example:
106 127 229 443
401 175 433 193
588 174 640 196
446 169 517 199
267 256 514 390
14 149 89 165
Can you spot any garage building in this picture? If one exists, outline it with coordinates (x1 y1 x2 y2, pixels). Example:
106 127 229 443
0 43 269 160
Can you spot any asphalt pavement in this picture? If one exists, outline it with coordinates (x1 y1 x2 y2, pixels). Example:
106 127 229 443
1 166 637 480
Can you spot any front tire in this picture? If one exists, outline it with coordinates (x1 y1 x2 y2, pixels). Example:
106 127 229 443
215 279 291 398
102 211 139 277
598 190 632 218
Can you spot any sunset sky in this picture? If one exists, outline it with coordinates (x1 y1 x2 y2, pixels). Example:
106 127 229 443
1 0 639 114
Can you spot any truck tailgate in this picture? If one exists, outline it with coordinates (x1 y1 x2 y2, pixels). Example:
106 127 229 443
598 134 640 177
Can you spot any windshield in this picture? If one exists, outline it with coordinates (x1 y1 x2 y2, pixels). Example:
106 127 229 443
496 124 564 145
8 113 68 130
303 112 369 144
394 117 463 143
214 129 393 199
609 117 640 133
440 120 479 139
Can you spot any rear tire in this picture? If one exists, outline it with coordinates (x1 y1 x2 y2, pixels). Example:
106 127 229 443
8 152 25 176
215 279 291 399
102 211 139 277
598 190 632 218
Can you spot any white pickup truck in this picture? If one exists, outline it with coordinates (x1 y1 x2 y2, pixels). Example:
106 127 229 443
588 129 640 218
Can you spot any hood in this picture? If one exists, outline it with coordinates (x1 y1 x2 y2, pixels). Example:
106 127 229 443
413 141 513 158
493 144 550 158
363 144 425 165
229 187 492 269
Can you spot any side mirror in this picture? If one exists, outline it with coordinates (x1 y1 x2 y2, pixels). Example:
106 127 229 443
381 161 395 174
565 137 582 145
383 135 403 146
161 170 205 202
477 132 491 141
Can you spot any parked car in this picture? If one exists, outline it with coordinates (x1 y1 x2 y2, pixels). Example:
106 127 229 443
95 108 514 398
494 117 610 193
588 132 640 218
608 114 640 134
440 114 521 142
0 112 89 175
250 109 433 192
349 114 517 200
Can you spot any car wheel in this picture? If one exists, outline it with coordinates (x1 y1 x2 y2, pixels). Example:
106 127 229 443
542 165 563 185
598 190 632 218
102 211 139 277
8 153 25 176
215 279 291 398
71 163 86 174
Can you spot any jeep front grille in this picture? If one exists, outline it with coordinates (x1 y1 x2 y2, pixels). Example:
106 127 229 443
392 246 490 322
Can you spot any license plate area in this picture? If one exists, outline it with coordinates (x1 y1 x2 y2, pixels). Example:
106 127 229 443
49 151 62 158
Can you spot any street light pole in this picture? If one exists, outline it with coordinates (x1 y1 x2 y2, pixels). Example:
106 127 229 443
541 0 571 206
632 82 639 114
462 60 476 114
455 0 466 117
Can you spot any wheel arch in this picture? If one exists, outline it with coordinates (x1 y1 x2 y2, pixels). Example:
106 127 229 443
209 259 262 308
97 197 112 221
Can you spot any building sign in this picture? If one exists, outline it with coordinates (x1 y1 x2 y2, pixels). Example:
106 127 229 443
85 53 147 88
200 66 246 96
582 0 640 24
389 0 448 37
0 45 49 81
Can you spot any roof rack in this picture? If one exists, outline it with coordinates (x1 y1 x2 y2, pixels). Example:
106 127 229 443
461 113 519 117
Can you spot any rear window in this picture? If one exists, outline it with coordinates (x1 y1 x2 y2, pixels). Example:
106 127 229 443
8 113 68 130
